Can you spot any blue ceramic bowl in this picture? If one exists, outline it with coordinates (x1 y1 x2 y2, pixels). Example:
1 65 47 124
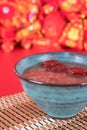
14 52 87 119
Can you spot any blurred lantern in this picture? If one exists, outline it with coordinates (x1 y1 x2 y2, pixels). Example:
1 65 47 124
59 19 84 50
83 18 87 51
43 12 66 39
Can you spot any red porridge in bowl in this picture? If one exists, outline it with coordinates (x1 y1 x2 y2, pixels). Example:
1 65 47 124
22 60 87 85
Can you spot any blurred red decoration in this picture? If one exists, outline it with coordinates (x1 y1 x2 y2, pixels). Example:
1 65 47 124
0 0 87 52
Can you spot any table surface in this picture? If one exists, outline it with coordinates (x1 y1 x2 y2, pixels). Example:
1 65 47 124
0 46 87 97
0 92 87 130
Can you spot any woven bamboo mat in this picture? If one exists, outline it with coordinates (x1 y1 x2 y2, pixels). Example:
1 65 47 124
0 92 87 130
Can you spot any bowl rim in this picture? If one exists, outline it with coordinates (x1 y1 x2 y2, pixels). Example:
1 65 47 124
14 51 87 87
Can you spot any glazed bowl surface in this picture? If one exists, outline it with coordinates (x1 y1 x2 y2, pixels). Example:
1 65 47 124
14 52 87 118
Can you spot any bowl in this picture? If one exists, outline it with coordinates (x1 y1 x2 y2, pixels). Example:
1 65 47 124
14 52 87 119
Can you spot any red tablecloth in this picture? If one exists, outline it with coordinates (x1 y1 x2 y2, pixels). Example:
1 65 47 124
0 46 87 97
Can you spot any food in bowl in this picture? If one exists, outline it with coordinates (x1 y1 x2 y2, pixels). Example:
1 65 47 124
14 52 87 119
22 60 87 85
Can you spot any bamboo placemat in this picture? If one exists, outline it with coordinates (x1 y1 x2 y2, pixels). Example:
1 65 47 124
0 92 87 130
